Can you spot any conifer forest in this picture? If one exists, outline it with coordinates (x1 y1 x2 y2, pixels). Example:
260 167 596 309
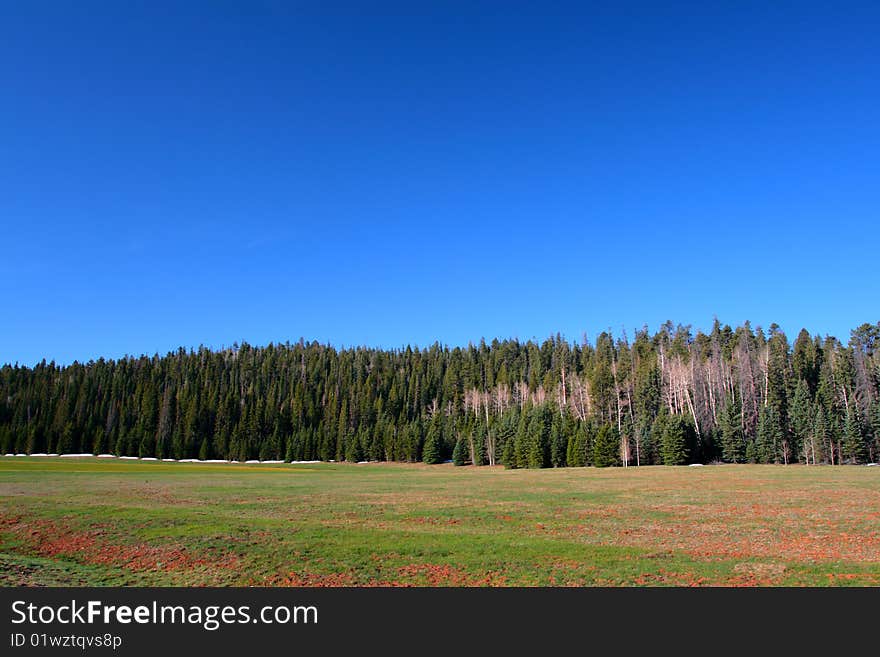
2 320 879 468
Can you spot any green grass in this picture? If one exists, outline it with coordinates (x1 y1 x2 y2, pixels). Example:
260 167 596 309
1 458 878 586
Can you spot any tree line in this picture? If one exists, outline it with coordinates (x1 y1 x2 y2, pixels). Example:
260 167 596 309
1 320 879 468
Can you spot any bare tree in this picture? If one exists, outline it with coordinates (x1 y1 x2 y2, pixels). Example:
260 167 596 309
568 375 592 421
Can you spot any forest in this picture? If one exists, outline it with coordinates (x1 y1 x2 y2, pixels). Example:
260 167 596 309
1 320 879 468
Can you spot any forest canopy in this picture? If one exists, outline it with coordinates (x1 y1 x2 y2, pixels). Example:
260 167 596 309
2 320 879 468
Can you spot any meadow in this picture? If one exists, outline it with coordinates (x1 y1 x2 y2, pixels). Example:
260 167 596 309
1 458 878 586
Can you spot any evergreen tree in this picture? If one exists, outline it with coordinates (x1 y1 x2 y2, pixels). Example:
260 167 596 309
550 414 567 467
636 424 653 466
813 407 830 465
502 430 517 469
452 438 467 466
182 396 199 460
496 410 518 468
513 409 530 468
720 399 744 463
791 329 820 396
0 426 10 454
422 415 444 464
842 407 867 464
91 427 105 455
258 432 272 461
526 406 550 468
470 423 486 466
139 431 155 459
407 421 423 462
58 422 74 455
592 424 619 468
568 422 591 467
661 415 690 466
650 412 669 464
285 432 297 462
870 399 880 463
756 406 783 464
229 421 244 462
745 440 757 464
343 430 361 462
789 380 814 464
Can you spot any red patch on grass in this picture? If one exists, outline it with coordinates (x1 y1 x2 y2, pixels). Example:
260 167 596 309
3 514 240 573
409 516 461 526
268 562 506 587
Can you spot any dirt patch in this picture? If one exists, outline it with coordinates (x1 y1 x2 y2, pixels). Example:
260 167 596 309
394 563 504 586
268 571 359 587
408 516 461 526
268 563 506 587
3 513 240 573
580 496 880 564
628 570 712 586
610 521 880 563
733 562 787 577
725 562 789 586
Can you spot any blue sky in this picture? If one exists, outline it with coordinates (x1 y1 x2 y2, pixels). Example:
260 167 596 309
2 1 878 365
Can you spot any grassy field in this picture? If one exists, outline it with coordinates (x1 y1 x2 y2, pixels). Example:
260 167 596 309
1 457 878 586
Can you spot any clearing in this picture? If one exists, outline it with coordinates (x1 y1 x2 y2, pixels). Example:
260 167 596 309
1 458 878 586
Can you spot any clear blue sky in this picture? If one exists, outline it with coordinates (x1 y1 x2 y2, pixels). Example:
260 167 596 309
2 1 878 366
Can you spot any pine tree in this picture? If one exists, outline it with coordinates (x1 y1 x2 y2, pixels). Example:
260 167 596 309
228 421 243 462
422 414 444 464
789 380 814 464
869 399 880 463
139 431 155 459
791 329 819 396
452 438 467 466
813 407 830 464
720 399 744 463
0 426 10 455
842 407 867 464
502 431 517 469
496 410 518 468
550 413 567 467
198 436 211 461
285 433 296 462
745 440 757 463
318 426 335 462
370 419 386 462
766 325 790 424
182 396 199 459
408 421 424 462
91 427 105 455
636 424 654 466
756 406 783 464
336 399 349 461
58 422 74 455
526 406 550 468
235 419 249 461
513 409 529 468
137 387 157 458
650 412 669 464
471 423 487 466
661 415 690 465
345 430 363 463
568 422 590 467
592 424 619 468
